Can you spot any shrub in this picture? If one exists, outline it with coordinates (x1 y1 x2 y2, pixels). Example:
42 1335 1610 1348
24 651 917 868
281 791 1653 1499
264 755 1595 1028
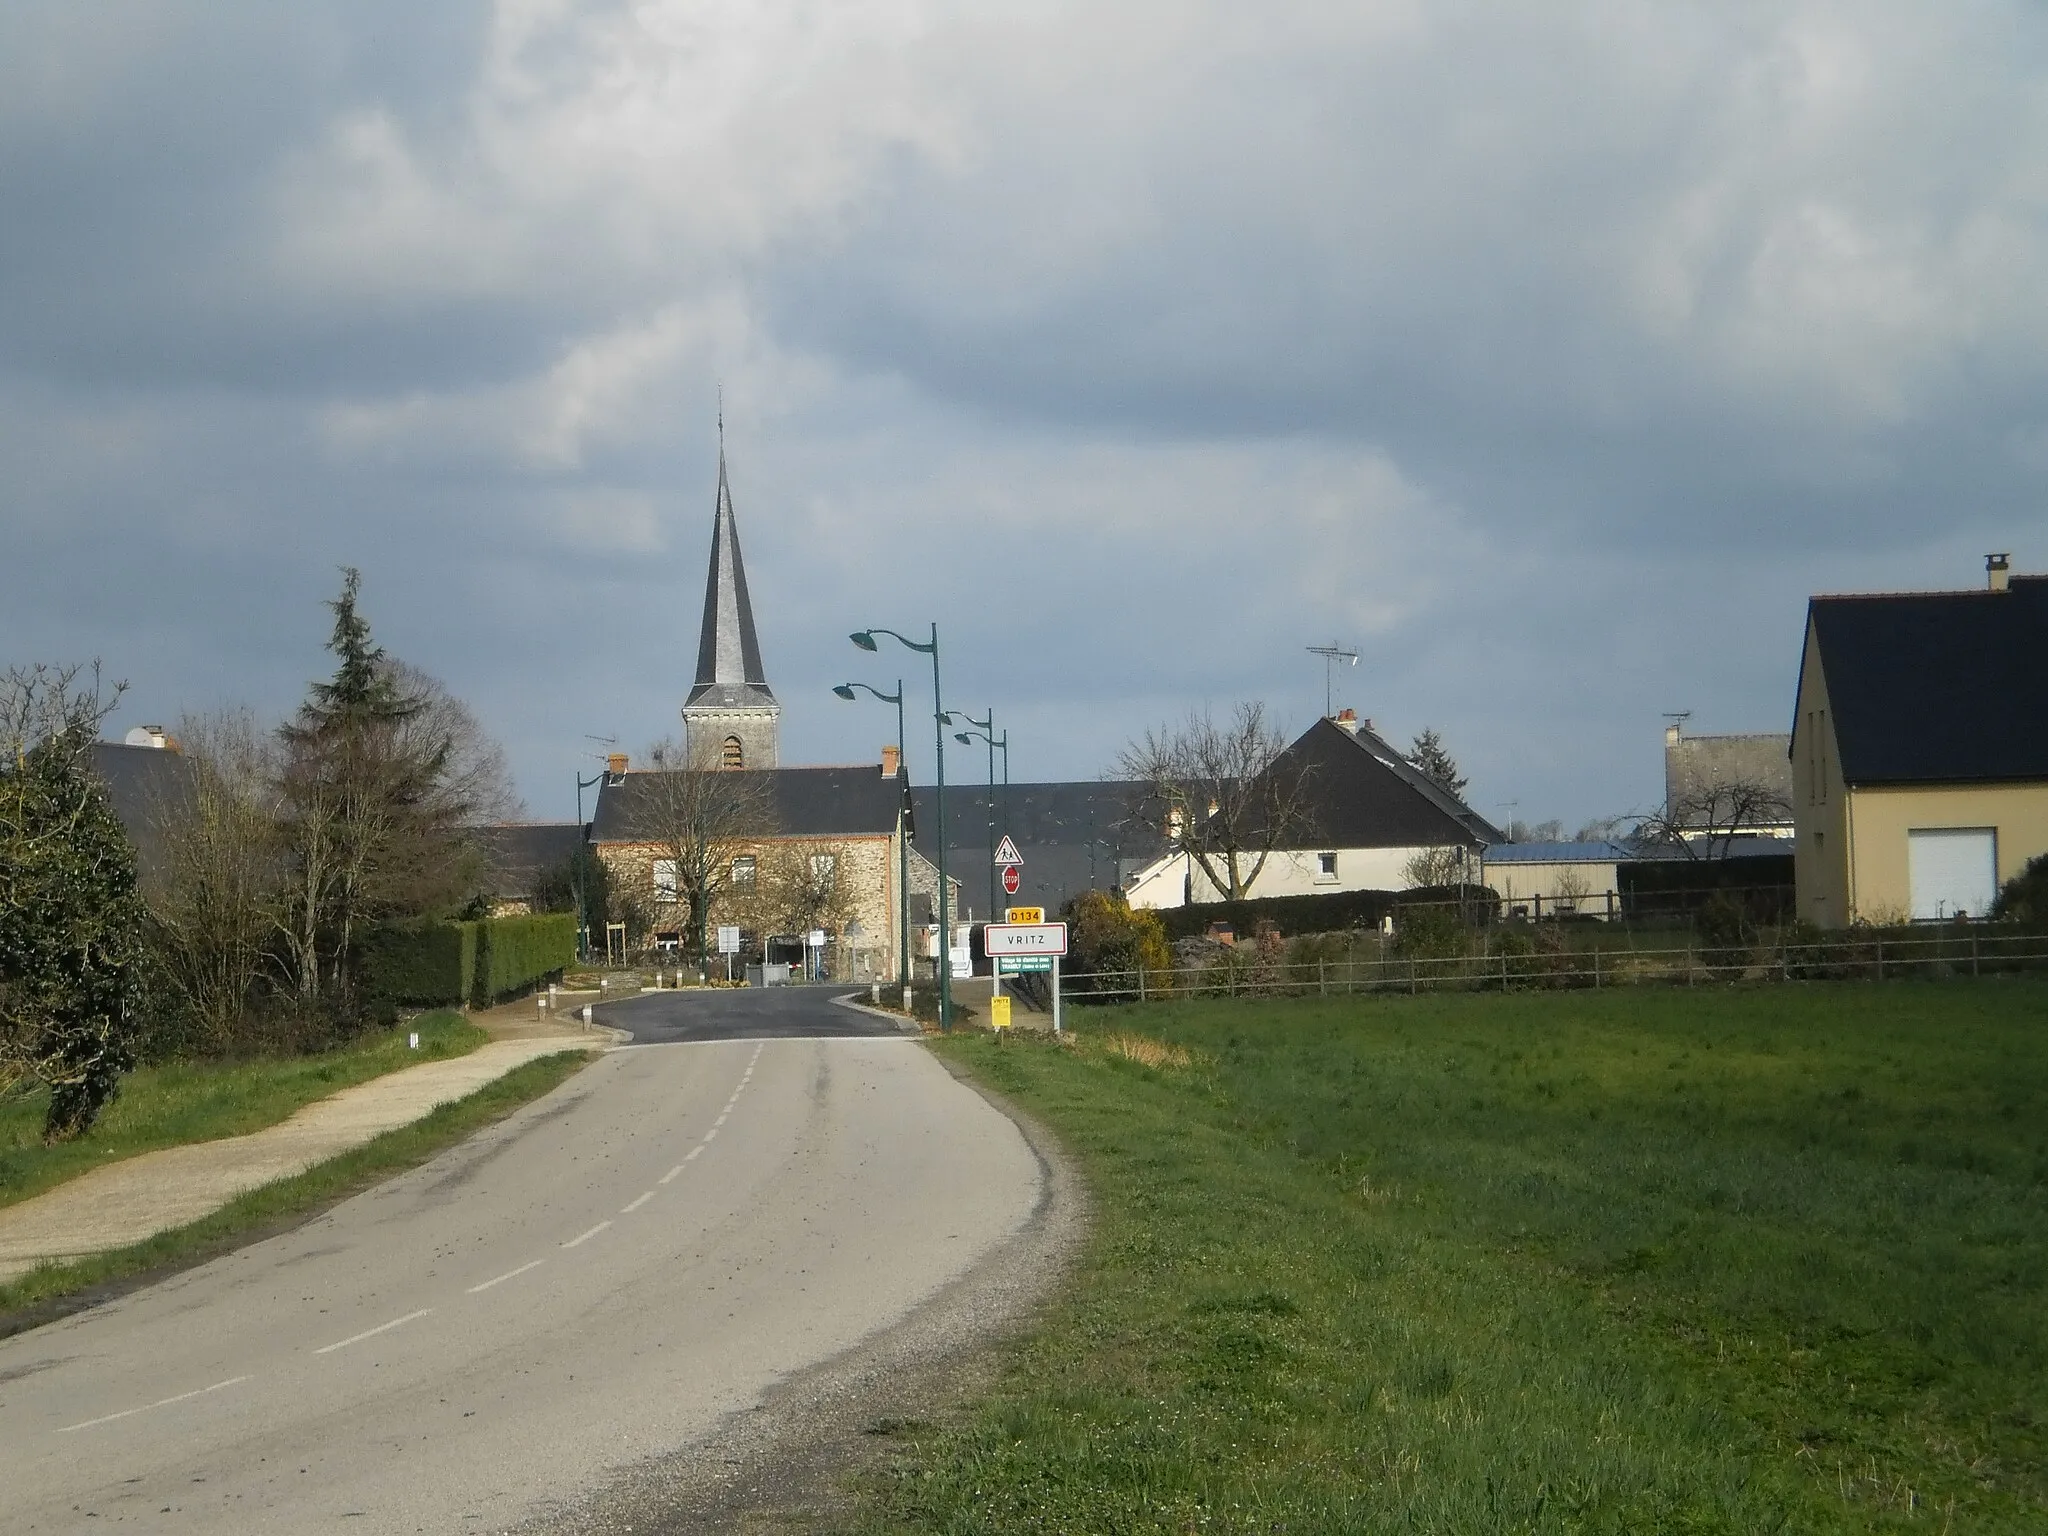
1695 891 1757 973
1065 890 1173 995
471 913 577 1006
1994 852 2048 927
1391 902 1468 959
365 921 479 1008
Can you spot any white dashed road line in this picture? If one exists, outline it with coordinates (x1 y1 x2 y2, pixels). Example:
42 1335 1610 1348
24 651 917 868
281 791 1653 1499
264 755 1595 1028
313 1309 432 1356
57 1376 251 1435
51 1042 775 1438
467 1259 545 1294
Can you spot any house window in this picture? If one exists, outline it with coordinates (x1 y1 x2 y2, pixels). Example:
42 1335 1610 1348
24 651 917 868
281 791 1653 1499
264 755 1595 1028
810 853 837 884
730 855 756 887
652 859 679 901
1315 851 1338 883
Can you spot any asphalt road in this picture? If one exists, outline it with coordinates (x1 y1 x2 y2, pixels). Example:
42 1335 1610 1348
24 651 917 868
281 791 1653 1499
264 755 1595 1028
600 982 915 1044
0 990 1040 1533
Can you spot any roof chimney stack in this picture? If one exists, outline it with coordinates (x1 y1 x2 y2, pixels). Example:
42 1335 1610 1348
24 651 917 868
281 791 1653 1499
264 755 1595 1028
1333 708 1359 735
1988 552 2011 593
607 752 628 780
881 745 900 778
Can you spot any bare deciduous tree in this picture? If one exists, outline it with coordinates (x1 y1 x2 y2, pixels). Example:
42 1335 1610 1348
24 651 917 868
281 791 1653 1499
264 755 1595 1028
146 710 284 1053
1116 702 1315 903
1634 779 1793 861
634 740 779 966
1400 845 1469 889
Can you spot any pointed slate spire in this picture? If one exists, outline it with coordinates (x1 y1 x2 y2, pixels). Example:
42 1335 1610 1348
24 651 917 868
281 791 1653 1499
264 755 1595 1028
688 444 775 706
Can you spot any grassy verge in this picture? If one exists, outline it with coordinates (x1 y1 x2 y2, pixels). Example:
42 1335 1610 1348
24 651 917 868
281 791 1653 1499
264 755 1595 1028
860 979 2048 1534
0 1050 587 1330
0 1009 486 1212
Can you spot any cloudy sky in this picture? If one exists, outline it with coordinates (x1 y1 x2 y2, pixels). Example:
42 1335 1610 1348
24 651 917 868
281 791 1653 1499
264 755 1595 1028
5 1 2044 830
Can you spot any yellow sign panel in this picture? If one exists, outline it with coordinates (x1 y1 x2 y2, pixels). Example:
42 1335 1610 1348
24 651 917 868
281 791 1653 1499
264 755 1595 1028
1004 907 1045 926
990 995 1013 1030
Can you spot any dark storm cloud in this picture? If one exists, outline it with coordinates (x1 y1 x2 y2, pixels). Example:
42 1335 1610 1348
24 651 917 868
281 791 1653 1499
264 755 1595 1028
4 0 2047 827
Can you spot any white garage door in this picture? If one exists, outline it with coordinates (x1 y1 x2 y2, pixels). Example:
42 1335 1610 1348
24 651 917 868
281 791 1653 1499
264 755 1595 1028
1908 827 1998 921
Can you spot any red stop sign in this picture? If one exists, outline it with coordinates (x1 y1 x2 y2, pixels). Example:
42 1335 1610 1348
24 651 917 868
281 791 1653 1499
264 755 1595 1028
1002 864 1021 896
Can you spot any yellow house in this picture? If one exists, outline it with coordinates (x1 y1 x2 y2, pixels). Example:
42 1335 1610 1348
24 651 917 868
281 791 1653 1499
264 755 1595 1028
1791 557 2048 926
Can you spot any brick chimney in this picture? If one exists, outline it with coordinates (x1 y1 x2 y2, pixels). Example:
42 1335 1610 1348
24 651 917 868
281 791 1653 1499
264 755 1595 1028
1333 708 1359 735
881 745 900 777
1988 552 2011 592
607 752 628 780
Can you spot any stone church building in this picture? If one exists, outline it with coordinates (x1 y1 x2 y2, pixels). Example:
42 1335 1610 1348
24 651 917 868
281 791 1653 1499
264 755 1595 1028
590 442 951 977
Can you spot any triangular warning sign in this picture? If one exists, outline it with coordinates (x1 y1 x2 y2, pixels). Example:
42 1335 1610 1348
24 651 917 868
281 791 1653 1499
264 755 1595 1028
994 835 1023 866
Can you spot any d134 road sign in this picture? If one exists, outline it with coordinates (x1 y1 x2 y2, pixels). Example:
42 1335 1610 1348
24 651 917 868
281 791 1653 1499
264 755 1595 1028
1002 864 1021 896
1005 907 1045 925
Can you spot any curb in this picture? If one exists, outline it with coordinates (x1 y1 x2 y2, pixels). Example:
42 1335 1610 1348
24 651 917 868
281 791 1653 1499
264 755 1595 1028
830 992 928 1035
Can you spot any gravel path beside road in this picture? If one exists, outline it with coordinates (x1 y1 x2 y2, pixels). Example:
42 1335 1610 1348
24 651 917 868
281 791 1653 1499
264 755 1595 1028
0 1006 604 1283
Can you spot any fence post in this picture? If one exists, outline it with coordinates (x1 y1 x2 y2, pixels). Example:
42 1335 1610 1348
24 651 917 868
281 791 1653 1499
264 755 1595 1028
1972 935 1979 978
1409 957 1417 996
1594 947 1602 989
1876 939 1884 981
1319 958 1328 997
1138 966 1147 1003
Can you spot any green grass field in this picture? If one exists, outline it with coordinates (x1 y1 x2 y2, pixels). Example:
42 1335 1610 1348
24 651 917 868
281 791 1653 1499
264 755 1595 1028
0 1009 485 1212
862 979 2048 1534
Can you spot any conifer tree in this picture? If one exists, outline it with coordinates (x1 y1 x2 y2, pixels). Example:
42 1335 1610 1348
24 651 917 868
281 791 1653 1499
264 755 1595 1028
1406 728 1468 799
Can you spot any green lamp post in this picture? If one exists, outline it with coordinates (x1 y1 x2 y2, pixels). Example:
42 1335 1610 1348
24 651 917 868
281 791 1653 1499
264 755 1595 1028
954 714 1009 921
833 679 911 999
851 626 953 1032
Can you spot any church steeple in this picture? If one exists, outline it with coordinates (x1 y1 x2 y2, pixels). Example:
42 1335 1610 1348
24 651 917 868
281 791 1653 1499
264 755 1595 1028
682 432 780 768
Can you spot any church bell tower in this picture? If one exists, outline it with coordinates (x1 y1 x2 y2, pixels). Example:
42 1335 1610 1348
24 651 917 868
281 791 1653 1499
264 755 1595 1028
681 438 780 769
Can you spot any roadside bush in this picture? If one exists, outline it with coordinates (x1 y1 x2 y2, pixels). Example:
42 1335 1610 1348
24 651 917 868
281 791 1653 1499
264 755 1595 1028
471 913 577 1006
365 921 479 1008
1066 890 1172 996
1155 888 1403 943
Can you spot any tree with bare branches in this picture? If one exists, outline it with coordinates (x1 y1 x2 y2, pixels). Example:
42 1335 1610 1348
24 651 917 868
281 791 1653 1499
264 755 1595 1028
145 709 285 1053
632 740 779 968
1634 778 1793 861
1116 702 1315 903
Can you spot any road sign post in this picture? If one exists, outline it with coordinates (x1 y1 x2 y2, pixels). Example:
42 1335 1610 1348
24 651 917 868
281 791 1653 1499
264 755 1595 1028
985 921 1068 1035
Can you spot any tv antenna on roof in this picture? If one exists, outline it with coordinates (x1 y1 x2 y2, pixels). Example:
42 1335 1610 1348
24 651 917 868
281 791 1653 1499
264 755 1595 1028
1306 643 1359 719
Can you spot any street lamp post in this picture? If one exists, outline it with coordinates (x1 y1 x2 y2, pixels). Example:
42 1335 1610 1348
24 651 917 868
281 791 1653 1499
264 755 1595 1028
852 626 953 1032
833 679 911 1002
574 768 607 962
953 715 1008 921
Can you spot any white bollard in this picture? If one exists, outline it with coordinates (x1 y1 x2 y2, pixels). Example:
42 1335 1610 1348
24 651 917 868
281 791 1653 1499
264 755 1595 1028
408 1031 420 1050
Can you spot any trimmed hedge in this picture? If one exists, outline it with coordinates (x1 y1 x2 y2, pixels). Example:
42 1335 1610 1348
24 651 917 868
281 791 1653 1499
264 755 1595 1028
471 913 577 1007
366 921 480 1007
367 914 576 1010
1153 888 1403 942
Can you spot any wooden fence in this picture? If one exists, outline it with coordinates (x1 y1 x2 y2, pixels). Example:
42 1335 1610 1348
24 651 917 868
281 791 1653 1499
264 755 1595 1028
1062 929 2048 1003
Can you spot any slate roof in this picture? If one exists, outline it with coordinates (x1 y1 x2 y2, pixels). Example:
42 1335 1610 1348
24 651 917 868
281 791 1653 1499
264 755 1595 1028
1271 718 1504 848
686 447 776 710
89 742 197 885
472 822 587 899
1804 575 2048 785
592 765 906 843
910 780 1161 916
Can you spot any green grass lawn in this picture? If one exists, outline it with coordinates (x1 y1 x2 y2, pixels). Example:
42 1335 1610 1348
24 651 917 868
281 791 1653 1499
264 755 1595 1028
862 979 2048 1534
0 1010 485 1212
